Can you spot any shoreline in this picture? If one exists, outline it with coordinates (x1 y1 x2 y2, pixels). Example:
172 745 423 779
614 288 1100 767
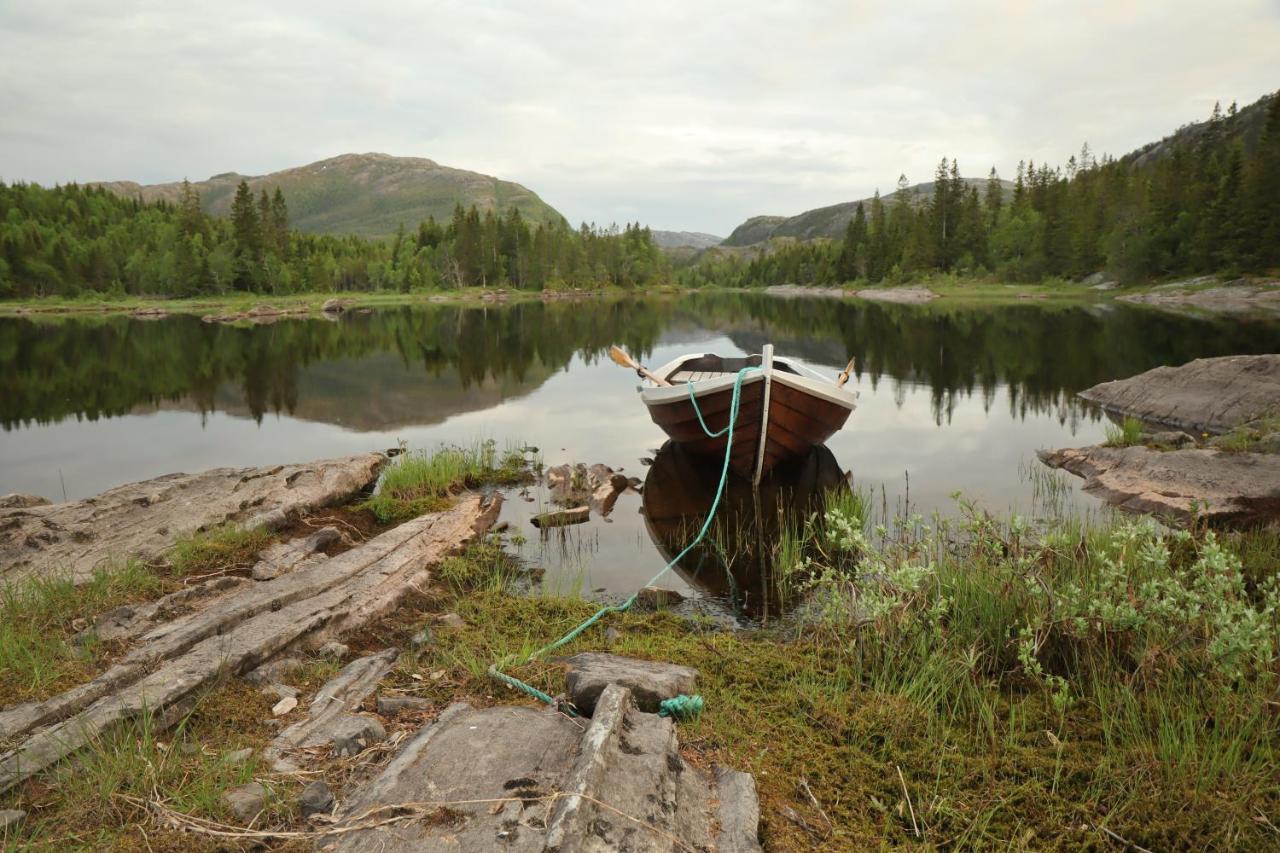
3 273 1278 318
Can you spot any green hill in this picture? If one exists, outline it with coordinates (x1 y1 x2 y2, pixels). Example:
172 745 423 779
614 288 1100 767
94 153 565 239
722 178 1013 247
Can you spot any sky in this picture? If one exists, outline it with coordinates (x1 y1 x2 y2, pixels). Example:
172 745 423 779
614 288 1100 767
1 1 1278 235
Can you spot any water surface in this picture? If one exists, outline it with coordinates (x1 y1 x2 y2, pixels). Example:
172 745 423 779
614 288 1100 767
4 293 1278 616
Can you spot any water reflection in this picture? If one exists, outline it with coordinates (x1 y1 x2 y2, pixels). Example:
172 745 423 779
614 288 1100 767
642 441 848 619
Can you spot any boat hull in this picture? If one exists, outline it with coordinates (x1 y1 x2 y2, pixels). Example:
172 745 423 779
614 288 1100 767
642 367 855 480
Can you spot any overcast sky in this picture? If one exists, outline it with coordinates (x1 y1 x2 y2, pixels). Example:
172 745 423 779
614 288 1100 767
1 1 1277 235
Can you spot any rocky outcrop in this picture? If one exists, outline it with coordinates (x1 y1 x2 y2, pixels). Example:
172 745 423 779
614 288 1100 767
0 454 386 585
0 493 500 794
323 683 761 852
1038 445 1280 527
1079 355 1280 434
856 287 938 304
1118 281 1280 313
561 652 698 716
201 303 313 324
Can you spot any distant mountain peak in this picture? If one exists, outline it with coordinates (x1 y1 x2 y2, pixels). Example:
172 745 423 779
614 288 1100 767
94 153 563 239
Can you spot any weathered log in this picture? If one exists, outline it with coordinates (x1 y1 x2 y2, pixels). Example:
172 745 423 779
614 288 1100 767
531 506 589 529
0 453 386 585
0 493 500 793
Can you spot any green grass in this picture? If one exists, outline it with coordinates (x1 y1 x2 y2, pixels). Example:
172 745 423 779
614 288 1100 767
0 562 164 706
361 441 532 523
168 525 274 578
1103 415 1144 447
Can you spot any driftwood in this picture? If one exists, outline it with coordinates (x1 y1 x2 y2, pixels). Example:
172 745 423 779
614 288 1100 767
0 454 386 585
0 493 500 793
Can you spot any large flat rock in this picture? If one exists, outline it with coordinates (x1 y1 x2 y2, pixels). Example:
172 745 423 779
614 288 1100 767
0 453 386 585
560 652 699 716
1079 354 1280 434
1038 445 1280 527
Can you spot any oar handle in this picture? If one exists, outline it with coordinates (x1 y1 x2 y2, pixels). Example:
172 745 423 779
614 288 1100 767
836 356 856 387
609 345 671 386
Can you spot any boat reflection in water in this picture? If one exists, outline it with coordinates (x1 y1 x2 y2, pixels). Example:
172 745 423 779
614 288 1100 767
641 440 850 620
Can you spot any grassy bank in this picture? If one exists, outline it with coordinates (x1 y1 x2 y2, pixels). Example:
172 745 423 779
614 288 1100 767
3 449 1278 850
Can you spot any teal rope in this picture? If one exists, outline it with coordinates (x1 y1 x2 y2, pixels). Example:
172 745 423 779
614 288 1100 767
487 366 760 718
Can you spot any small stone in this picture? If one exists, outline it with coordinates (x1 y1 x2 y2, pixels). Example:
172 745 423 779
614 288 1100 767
605 627 621 643
436 613 465 631
410 627 433 648
245 656 304 685
0 809 27 831
376 694 431 716
330 714 387 757
298 780 336 818
634 586 686 611
222 782 268 823
561 652 699 716
272 696 298 717
319 641 350 661
222 747 253 765
531 506 589 528
260 682 299 701
1147 430 1194 449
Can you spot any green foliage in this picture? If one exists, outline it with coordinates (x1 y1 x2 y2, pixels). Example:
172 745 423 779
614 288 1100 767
167 525 273 578
681 93 1280 287
0 562 163 703
1103 415 1143 447
0 181 671 299
362 441 529 523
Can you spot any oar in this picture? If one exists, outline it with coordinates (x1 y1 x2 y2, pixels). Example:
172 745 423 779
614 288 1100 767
836 356 856 387
609 345 671 386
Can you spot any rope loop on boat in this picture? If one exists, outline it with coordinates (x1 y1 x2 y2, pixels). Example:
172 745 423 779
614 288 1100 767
486 366 761 718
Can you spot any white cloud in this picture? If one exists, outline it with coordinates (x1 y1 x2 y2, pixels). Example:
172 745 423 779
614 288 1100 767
1 0 1276 233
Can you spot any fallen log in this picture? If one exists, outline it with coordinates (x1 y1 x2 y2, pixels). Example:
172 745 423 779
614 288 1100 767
0 453 386 586
0 493 500 793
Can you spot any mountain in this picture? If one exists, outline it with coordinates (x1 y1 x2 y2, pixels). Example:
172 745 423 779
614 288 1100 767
94 153 565 239
1125 91 1276 169
650 230 724 250
722 178 1013 247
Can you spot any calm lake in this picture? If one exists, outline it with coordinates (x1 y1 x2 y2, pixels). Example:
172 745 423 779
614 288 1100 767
3 293 1279 617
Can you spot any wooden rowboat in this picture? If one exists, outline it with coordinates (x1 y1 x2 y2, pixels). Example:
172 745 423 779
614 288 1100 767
634 344 858 483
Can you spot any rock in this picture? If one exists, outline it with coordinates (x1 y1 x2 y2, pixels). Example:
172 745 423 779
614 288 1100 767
0 809 26 831
222 782 268 823
376 694 431 716
410 627 432 648
0 494 49 509
531 506 589 529
260 683 298 701
265 649 399 772
0 453 386 586
331 714 388 757
319 641 350 661
560 652 699 715
272 696 298 717
1255 433 1280 454
855 286 938 304
244 656 305 685
72 576 252 647
634 585 686 611
222 747 253 765
1038 445 1280 527
321 298 354 314
1079 355 1280 434
604 627 621 643
250 527 340 580
0 497 499 794
298 780 336 818
435 613 464 630
544 463 633 518
1118 284 1280 313
715 766 765 852
1146 430 1195 448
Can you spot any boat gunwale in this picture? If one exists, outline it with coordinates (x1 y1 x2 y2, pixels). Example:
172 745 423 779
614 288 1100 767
639 352 857 411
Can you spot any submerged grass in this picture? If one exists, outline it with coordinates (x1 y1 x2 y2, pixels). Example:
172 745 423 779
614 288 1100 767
361 440 532 523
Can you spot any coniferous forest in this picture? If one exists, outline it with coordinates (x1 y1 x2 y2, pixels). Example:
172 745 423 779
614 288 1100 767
2 94 1278 300
682 94 1280 288
0 178 669 299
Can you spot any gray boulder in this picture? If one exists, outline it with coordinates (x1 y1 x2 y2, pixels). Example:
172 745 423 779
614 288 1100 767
560 652 699 715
